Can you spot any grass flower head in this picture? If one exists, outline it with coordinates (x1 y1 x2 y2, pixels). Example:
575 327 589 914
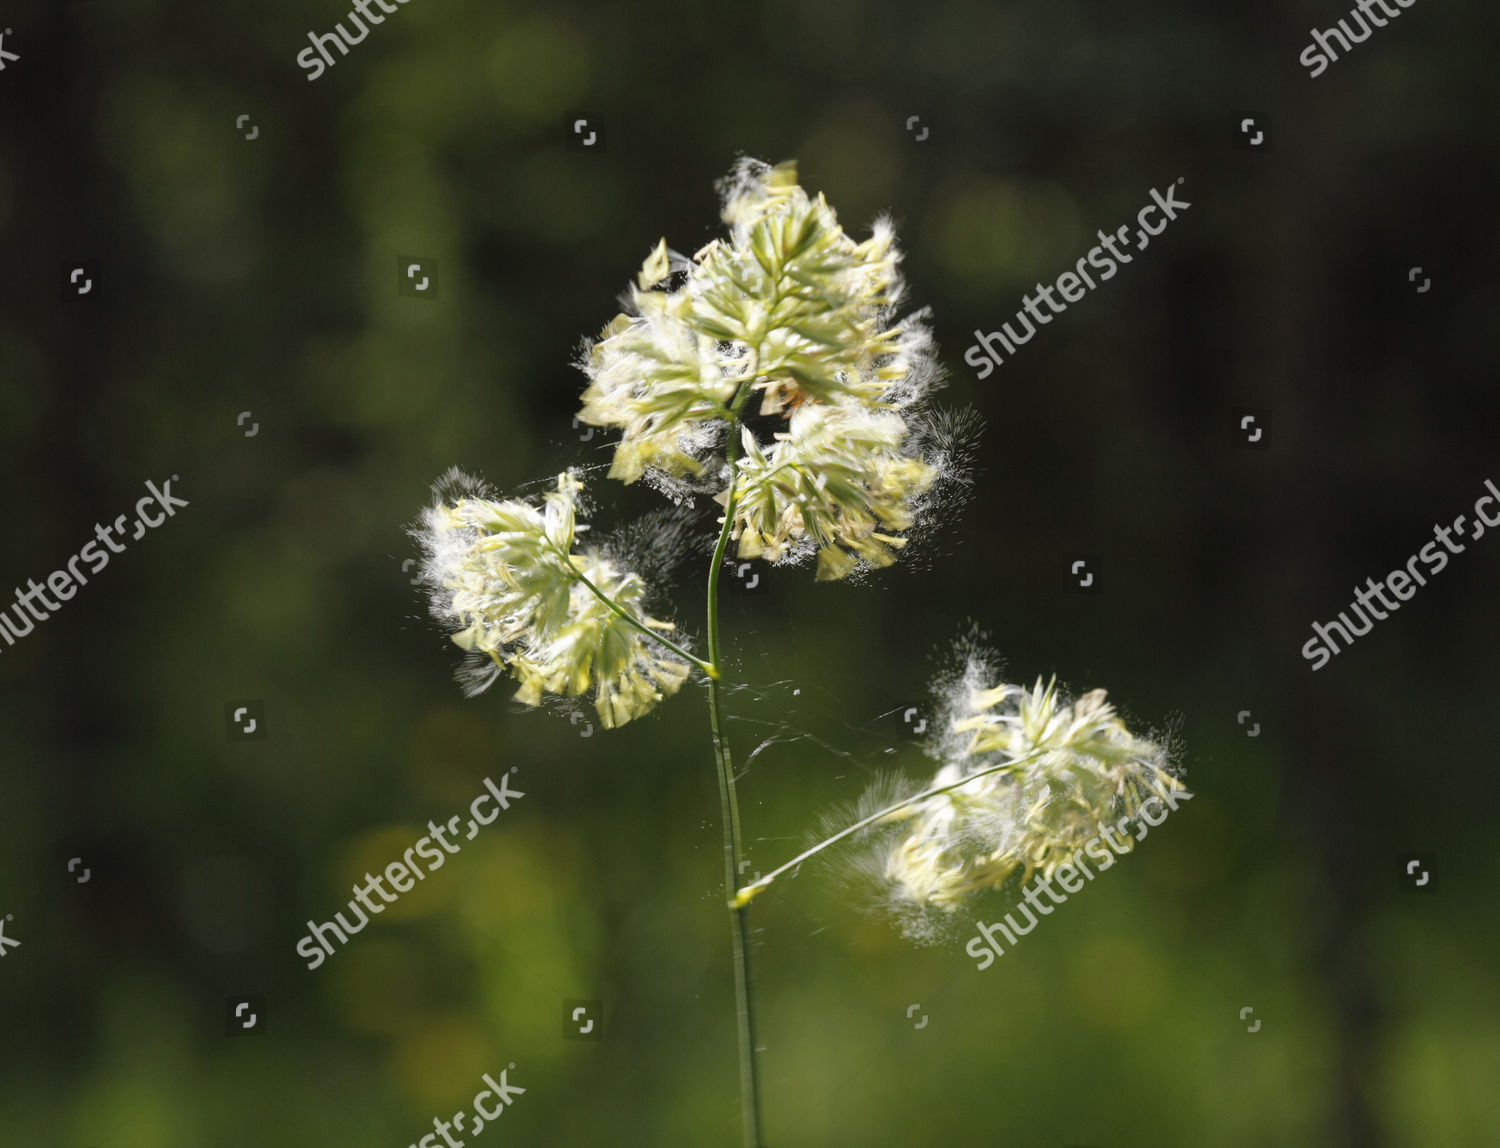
883 659 1186 914
577 158 948 580
413 468 693 728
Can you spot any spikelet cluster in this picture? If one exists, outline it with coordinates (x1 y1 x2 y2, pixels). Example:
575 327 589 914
413 469 691 728
577 158 942 580
884 663 1186 912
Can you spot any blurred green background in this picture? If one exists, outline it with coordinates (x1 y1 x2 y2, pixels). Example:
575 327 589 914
2 0 1498 1144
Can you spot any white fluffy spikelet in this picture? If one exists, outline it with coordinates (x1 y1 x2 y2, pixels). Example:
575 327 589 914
576 159 955 581
726 403 936 579
411 468 693 728
875 647 1188 927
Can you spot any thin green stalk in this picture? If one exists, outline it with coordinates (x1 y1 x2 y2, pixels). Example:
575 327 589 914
706 397 764 1148
541 431 764 1145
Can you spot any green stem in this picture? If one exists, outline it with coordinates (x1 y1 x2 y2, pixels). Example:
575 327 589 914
706 387 764 1148
541 420 762 1143
733 747 1058 907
